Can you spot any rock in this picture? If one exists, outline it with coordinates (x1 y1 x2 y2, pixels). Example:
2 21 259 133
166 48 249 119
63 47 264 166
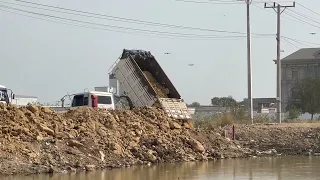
85 165 96 171
99 151 105 162
26 105 38 113
38 124 55 136
146 150 157 162
170 122 182 129
36 135 43 141
67 166 77 172
68 140 84 148
28 152 38 158
183 122 192 129
41 107 53 114
109 142 123 154
188 138 205 153
97 128 108 137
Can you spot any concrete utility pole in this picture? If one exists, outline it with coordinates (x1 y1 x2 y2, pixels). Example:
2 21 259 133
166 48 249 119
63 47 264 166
245 0 253 124
238 0 253 123
264 2 295 124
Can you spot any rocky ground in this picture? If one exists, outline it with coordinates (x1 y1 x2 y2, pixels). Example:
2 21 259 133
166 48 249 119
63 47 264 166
0 104 319 176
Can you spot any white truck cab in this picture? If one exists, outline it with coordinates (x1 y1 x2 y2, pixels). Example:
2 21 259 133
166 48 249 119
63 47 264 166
0 85 14 104
71 91 115 110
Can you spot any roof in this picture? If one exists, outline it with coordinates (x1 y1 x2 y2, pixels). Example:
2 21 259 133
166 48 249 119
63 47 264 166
281 48 320 61
0 85 7 89
73 91 113 96
15 94 38 99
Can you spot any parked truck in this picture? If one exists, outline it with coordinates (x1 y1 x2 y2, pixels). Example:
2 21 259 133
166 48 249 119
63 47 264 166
112 49 191 120
0 85 15 104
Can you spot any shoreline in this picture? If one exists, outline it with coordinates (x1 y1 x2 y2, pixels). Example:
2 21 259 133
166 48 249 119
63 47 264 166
1 105 320 176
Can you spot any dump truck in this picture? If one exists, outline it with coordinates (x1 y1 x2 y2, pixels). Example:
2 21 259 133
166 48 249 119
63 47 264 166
112 49 191 120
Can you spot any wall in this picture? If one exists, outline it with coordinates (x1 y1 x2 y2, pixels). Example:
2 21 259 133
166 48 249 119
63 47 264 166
12 97 38 106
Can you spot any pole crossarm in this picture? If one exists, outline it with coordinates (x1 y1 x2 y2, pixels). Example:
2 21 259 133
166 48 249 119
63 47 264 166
264 1 295 124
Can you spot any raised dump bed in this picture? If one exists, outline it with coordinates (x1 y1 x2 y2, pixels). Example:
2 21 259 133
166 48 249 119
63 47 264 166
113 49 191 120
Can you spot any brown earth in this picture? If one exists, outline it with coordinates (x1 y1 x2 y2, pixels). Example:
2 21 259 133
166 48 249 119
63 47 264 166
0 104 245 175
0 104 319 176
143 71 168 98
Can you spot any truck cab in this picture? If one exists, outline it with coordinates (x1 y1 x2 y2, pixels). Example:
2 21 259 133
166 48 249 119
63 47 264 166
0 85 14 104
71 91 115 110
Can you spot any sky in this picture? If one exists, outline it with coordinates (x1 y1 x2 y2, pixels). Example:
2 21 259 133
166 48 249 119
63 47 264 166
1 0 320 105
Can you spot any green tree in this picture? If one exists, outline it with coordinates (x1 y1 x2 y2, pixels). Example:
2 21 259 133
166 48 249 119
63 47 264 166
190 102 200 107
296 78 320 120
211 96 237 107
286 104 300 121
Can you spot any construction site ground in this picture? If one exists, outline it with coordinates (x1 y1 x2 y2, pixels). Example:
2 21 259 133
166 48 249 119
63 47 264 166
1 104 320 176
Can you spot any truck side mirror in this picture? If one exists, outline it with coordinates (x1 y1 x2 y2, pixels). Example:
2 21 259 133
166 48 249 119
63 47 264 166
12 93 15 99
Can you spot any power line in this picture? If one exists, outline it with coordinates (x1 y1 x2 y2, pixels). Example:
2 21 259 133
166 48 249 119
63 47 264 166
287 8 320 22
282 36 320 46
0 7 272 41
9 0 273 36
1 4 252 38
283 11 320 29
281 37 300 48
174 0 243 4
173 0 248 4
296 2 320 17
253 1 320 28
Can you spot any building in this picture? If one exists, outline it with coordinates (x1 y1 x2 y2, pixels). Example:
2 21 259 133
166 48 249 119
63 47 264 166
12 94 38 106
241 98 277 113
187 105 229 116
274 48 320 112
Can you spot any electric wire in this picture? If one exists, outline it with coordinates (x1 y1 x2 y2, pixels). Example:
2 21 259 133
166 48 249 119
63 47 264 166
0 7 272 41
281 37 300 49
10 0 273 36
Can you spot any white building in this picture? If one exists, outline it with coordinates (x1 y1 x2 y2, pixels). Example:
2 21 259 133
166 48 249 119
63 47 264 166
12 94 38 106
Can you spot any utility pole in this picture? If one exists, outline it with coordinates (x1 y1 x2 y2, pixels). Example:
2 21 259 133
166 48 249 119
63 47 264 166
238 0 253 123
245 0 253 123
264 2 295 124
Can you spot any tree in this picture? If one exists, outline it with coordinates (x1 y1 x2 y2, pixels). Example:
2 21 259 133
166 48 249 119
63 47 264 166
295 78 320 120
190 102 200 107
211 96 248 122
287 105 300 120
211 96 237 107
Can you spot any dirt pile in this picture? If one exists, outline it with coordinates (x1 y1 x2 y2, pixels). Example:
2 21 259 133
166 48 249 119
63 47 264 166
0 104 245 175
143 71 168 98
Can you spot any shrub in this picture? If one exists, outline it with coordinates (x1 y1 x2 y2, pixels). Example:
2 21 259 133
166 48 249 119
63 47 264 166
253 114 270 123
214 113 234 127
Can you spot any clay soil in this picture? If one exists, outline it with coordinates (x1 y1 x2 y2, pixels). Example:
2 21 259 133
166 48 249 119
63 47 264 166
0 104 319 176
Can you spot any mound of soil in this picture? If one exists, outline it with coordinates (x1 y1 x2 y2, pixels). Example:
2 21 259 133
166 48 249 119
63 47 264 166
0 104 245 175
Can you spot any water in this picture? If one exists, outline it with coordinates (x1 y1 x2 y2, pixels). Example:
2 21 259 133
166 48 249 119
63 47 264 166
1 156 320 180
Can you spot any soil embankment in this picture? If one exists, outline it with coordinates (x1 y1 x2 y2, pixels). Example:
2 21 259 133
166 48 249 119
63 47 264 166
0 104 319 175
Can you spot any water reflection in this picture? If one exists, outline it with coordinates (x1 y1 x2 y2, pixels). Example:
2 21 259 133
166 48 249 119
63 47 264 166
1 156 320 180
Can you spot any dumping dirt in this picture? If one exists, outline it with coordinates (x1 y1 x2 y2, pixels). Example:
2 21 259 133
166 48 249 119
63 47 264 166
143 71 168 98
0 104 246 175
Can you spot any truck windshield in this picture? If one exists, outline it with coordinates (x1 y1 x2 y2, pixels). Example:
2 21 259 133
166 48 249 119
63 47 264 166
98 96 112 104
0 90 8 101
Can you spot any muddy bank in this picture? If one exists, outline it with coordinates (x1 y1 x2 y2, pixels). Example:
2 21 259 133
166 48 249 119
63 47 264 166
0 104 319 176
227 123 320 156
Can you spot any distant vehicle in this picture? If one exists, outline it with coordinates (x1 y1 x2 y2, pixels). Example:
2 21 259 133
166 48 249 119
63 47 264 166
0 85 15 105
70 90 132 110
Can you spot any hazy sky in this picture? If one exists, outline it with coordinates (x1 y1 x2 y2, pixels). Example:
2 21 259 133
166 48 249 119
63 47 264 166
1 0 320 105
